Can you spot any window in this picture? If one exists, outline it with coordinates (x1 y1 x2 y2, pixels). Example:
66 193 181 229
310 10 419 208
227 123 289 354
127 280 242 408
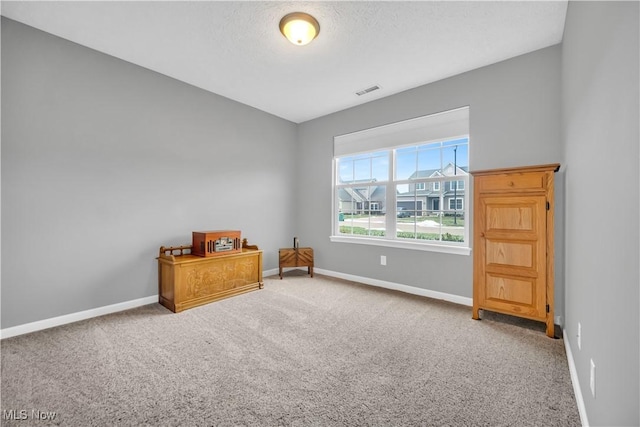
332 107 470 255
449 198 463 210
450 180 465 191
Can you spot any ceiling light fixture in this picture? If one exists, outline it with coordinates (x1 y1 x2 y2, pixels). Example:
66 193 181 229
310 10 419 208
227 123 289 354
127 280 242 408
279 12 320 46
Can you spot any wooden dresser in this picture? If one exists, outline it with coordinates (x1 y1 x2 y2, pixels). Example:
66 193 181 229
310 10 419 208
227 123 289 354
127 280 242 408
279 247 314 279
471 164 560 337
157 244 263 313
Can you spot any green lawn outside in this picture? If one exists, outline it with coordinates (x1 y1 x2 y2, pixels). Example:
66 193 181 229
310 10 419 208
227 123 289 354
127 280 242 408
340 214 464 227
339 226 464 242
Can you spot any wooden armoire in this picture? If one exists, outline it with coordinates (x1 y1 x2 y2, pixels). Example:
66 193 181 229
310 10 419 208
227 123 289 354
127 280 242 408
471 164 560 337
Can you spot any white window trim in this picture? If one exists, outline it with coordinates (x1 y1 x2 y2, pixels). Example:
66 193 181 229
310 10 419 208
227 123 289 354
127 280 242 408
329 234 471 256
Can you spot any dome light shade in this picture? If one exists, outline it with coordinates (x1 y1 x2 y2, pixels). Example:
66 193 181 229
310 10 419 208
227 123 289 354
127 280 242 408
279 12 320 46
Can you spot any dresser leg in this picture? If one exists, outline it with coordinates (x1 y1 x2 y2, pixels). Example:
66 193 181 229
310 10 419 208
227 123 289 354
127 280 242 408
279 267 283 279
309 267 313 277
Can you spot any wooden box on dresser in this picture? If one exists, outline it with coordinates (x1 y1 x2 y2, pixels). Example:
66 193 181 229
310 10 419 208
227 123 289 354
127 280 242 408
157 244 263 313
471 164 560 337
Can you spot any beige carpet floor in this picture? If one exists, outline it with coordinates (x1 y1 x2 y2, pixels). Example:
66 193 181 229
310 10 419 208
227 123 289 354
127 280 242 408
1 271 581 426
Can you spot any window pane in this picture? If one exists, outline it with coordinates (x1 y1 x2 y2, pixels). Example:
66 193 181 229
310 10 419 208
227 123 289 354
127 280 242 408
395 147 417 180
337 188 356 234
443 196 465 243
371 153 389 182
396 189 423 240
395 180 466 243
415 212 444 241
417 144 441 172
337 185 386 237
444 212 465 242
337 158 354 183
353 158 370 181
442 138 469 171
337 151 389 184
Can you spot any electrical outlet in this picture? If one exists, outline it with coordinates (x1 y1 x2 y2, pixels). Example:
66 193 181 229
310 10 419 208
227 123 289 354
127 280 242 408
380 255 387 266
577 322 582 350
590 359 596 398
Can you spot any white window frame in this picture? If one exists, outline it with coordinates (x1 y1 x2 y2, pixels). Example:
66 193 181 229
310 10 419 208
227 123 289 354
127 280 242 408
448 197 464 210
450 180 465 191
432 181 440 191
331 107 470 256
415 182 426 191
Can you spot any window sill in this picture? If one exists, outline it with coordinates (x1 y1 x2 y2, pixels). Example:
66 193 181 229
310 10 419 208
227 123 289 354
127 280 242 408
329 235 471 256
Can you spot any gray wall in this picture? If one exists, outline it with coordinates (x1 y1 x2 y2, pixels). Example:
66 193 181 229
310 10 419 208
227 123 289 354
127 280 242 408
562 2 639 425
1 18 298 328
297 45 563 312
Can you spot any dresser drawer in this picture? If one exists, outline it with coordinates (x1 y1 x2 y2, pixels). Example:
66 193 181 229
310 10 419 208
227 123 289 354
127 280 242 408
475 172 545 192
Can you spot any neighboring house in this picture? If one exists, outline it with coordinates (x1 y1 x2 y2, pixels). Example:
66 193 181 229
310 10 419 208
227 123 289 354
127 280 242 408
337 163 467 217
337 180 385 215
397 163 468 216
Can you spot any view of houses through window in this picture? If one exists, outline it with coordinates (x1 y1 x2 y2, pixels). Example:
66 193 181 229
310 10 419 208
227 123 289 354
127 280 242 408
335 137 469 245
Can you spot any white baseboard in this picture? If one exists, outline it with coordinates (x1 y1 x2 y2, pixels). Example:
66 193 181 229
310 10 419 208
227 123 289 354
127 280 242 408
263 267 280 278
1 268 471 340
313 268 473 307
563 329 589 427
1 268 279 340
0 296 158 340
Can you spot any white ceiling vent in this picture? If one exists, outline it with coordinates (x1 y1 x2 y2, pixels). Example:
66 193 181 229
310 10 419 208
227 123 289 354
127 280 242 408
355 85 381 96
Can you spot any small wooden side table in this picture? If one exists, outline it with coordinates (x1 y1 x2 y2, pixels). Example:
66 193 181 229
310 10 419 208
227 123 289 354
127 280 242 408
279 247 314 279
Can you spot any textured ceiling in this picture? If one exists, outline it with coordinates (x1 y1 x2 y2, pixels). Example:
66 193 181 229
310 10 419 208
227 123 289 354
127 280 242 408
1 1 568 123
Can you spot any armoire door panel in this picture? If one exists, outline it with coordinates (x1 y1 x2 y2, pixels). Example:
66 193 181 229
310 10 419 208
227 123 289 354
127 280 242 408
486 205 535 232
484 197 545 234
485 240 535 269
483 274 544 318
